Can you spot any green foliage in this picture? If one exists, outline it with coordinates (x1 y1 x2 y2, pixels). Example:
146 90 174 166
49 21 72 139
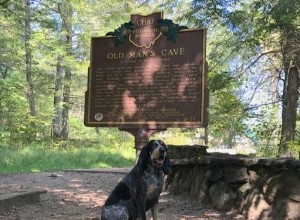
253 117 280 157
0 140 135 174
68 116 134 146
152 128 197 145
0 75 30 144
0 73 54 145
270 0 300 29
209 88 246 148
209 72 234 92
287 142 300 159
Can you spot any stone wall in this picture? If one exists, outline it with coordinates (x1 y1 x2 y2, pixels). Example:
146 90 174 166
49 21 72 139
165 146 300 219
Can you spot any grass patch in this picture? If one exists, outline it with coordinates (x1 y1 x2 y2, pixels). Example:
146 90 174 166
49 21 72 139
0 140 135 174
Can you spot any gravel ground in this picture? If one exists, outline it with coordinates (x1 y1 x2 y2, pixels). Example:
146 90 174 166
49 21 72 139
0 170 243 220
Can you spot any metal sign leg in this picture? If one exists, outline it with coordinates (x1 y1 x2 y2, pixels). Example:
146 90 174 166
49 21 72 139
119 127 167 161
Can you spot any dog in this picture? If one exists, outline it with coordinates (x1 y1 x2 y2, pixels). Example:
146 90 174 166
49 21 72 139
101 140 170 220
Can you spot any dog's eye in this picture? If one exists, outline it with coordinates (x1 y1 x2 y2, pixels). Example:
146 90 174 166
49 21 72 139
158 140 166 147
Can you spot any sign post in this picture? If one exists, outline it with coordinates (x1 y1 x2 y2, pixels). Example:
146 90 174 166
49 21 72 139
84 12 208 157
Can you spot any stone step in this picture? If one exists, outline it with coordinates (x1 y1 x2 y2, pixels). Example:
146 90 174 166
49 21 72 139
0 189 47 212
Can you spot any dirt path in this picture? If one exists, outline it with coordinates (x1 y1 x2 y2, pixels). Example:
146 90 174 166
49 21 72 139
0 170 243 220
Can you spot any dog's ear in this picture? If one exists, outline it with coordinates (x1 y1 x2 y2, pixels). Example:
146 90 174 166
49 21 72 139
162 154 170 175
137 140 153 171
159 140 170 175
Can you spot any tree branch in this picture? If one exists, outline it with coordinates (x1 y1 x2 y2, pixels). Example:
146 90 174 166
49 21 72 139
211 0 223 17
244 100 282 112
138 0 148 8
245 50 280 72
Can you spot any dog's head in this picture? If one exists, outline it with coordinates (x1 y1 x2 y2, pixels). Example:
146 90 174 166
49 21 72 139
137 140 170 175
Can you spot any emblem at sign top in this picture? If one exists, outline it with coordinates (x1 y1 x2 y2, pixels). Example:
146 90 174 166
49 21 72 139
129 12 163 48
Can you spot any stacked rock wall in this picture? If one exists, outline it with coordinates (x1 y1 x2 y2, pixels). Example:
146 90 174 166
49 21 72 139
165 146 300 219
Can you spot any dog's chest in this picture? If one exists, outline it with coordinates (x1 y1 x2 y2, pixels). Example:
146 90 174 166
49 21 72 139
143 170 163 195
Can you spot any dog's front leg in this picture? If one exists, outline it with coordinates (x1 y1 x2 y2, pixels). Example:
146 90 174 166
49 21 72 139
136 192 147 220
136 209 146 220
136 203 146 220
151 201 158 220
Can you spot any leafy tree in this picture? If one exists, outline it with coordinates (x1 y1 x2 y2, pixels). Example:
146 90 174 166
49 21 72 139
188 0 299 156
0 0 40 143
269 0 300 156
209 74 246 148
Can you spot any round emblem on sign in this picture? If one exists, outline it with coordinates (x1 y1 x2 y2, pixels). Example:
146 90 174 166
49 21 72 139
94 113 103 121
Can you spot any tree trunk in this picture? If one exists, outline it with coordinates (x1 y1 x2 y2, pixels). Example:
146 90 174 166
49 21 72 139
59 2 73 140
278 29 300 157
61 67 71 139
204 127 208 145
52 56 64 138
1 65 8 79
225 129 235 149
24 0 36 117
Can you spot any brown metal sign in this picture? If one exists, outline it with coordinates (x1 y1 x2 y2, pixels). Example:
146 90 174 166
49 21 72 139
84 12 208 129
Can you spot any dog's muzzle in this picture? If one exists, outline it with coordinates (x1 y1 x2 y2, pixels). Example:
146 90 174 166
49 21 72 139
153 149 166 167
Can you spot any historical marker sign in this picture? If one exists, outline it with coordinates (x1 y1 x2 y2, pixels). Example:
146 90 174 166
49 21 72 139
84 12 208 129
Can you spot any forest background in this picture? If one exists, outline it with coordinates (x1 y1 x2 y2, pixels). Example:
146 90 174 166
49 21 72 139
0 0 299 172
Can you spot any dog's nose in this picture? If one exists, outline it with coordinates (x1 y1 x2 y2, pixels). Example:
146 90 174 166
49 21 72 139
159 148 166 154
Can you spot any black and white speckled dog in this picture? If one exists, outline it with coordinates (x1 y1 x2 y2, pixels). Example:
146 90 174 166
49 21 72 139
101 140 170 220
